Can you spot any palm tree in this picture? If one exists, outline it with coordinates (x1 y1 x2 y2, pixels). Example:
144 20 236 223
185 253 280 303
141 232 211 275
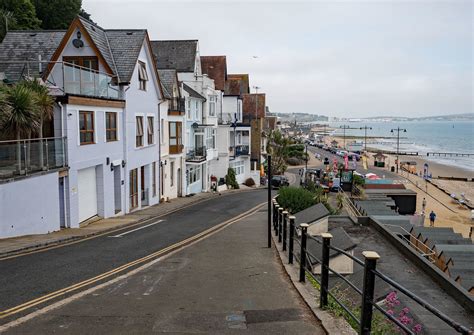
22 79 54 168
0 84 40 173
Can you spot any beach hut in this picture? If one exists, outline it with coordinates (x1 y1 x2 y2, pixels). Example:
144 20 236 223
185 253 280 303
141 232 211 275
401 161 417 174
373 152 387 167
330 140 339 148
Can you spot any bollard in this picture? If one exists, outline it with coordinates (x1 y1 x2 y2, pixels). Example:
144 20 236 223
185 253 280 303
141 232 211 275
288 216 295 264
320 233 333 308
282 211 288 251
274 205 280 236
360 251 380 335
278 208 283 243
273 202 278 231
299 223 309 282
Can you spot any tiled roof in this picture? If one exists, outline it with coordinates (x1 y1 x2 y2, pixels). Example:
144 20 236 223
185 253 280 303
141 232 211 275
158 69 178 99
183 83 205 100
105 29 147 83
224 78 241 96
0 30 66 81
200 56 226 91
306 227 356 266
150 40 198 72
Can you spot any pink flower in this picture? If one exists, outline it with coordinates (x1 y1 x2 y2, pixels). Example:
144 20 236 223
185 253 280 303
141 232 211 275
387 309 394 315
398 315 411 325
413 324 422 333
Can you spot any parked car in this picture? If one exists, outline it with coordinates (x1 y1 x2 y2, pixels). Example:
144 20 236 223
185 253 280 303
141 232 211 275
271 175 290 189
348 152 361 161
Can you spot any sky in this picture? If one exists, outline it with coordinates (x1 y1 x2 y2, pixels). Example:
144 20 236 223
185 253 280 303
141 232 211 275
82 0 473 118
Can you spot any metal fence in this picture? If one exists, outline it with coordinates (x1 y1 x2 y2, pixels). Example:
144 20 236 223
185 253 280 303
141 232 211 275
271 200 472 335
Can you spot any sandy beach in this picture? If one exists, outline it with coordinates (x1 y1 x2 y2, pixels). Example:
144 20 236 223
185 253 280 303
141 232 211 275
325 135 474 238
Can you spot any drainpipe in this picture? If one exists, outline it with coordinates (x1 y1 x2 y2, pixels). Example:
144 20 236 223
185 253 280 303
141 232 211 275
121 85 130 213
57 101 69 228
158 100 165 201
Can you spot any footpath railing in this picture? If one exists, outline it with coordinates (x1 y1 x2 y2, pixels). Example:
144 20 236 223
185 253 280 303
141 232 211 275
271 200 472 335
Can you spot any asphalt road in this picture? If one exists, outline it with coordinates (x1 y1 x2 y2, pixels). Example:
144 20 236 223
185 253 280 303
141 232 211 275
0 189 269 319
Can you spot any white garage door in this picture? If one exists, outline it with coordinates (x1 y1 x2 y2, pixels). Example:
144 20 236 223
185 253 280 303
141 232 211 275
78 167 98 222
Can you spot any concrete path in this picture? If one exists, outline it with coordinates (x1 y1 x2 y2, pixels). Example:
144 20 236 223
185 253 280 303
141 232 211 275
2 210 325 334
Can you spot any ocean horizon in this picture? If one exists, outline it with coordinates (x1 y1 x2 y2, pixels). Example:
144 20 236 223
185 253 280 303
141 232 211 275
327 120 474 172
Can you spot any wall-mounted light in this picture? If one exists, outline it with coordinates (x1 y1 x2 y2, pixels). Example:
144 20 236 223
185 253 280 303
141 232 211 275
106 157 110 165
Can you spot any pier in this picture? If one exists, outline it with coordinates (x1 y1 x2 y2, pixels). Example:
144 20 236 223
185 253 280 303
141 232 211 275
427 152 474 158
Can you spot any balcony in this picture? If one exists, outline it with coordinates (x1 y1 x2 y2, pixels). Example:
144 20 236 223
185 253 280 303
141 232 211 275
62 63 120 100
186 146 207 163
168 98 186 116
235 145 250 156
0 137 67 180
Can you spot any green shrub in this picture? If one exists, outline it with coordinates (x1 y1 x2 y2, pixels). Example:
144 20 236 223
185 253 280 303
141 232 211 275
353 174 365 186
225 168 239 189
277 186 316 213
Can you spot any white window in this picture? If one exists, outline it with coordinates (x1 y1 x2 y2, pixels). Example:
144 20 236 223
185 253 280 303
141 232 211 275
230 161 244 175
209 95 216 116
160 119 164 144
170 161 174 187
138 61 148 91
188 165 201 184
206 128 215 149
186 99 191 119
194 100 199 120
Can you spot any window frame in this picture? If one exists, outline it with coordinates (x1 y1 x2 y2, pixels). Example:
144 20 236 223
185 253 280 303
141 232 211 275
152 162 157 197
105 112 118 142
147 116 154 145
138 61 148 91
79 111 95 145
136 116 144 147
130 168 138 209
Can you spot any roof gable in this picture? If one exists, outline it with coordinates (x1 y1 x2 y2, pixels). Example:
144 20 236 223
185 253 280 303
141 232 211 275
201 56 227 91
150 40 198 72
228 74 250 94
158 69 179 99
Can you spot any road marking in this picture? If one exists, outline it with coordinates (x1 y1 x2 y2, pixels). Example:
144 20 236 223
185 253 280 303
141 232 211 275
0 202 265 323
108 220 163 238
0 189 262 261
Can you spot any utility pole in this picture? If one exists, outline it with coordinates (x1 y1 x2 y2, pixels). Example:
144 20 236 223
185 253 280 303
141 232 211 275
360 126 372 152
390 127 407 173
339 125 354 149
267 155 272 248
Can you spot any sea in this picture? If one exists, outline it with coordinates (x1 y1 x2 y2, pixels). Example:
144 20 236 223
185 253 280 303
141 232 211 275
326 121 474 172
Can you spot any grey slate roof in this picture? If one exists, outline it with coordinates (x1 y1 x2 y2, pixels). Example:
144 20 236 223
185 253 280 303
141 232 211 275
306 227 356 266
150 40 198 72
294 203 329 227
183 83 205 100
105 29 146 83
0 30 66 81
158 69 177 99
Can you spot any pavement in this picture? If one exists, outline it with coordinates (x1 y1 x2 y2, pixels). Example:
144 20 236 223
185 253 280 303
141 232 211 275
1 210 326 334
0 188 257 258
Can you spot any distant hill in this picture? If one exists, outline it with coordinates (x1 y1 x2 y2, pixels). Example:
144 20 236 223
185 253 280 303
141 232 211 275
362 113 474 121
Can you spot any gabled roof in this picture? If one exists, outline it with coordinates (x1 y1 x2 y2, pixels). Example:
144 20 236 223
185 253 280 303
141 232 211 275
224 78 242 96
183 83 205 100
200 56 227 91
242 93 266 119
150 40 198 72
105 29 147 83
0 30 66 81
306 227 356 266
158 69 178 99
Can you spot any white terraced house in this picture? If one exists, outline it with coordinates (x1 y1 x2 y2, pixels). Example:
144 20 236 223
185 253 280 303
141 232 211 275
0 16 164 237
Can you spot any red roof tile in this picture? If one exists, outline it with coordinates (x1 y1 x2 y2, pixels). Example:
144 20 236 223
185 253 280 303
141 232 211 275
200 56 227 91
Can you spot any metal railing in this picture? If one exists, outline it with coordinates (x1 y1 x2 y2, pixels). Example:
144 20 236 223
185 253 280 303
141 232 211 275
0 60 120 100
0 137 67 179
186 146 207 162
338 187 362 221
235 144 250 156
270 201 472 335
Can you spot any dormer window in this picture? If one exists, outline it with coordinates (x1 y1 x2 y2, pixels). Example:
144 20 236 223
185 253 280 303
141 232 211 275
138 61 148 91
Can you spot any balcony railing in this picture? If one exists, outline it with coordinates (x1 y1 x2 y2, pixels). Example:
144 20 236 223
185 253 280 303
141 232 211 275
0 61 120 100
186 146 207 162
0 137 67 180
168 98 186 115
62 62 120 99
235 145 250 156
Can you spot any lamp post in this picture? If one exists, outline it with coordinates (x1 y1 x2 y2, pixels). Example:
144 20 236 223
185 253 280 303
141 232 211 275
339 125 355 149
390 127 407 173
360 126 372 152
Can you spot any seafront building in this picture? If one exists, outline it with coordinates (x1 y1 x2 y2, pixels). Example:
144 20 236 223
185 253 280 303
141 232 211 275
0 16 271 239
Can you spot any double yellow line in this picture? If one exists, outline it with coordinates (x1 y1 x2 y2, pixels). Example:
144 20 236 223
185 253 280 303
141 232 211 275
0 202 265 320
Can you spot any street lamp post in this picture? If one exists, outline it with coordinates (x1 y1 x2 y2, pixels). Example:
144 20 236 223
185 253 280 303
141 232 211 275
360 126 372 152
339 125 355 149
390 127 407 173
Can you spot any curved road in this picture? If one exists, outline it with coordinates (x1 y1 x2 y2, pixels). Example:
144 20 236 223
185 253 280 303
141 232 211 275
0 189 268 322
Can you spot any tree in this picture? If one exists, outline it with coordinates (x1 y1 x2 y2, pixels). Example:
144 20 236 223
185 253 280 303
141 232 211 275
22 79 54 168
267 130 291 175
34 0 81 29
0 83 40 172
0 0 41 31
